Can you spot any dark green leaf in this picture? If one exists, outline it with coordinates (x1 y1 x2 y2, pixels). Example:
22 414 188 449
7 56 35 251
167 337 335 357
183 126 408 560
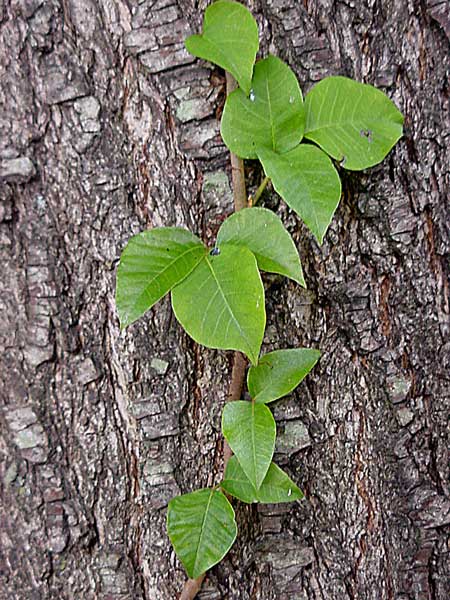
221 55 305 158
222 456 304 503
216 207 305 286
185 0 258 95
171 244 265 364
222 401 276 489
167 489 237 579
116 228 206 328
248 348 321 404
258 145 341 244
304 76 404 170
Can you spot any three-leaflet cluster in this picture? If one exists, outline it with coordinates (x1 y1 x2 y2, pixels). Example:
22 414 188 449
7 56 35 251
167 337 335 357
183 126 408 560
115 0 403 582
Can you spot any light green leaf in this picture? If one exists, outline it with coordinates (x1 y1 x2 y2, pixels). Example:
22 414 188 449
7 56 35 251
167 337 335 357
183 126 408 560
248 348 321 404
171 244 265 364
185 0 258 96
167 488 237 579
222 401 276 489
216 207 305 286
222 456 304 504
258 145 341 244
116 228 206 328
304 76 404 171
221 55 305 159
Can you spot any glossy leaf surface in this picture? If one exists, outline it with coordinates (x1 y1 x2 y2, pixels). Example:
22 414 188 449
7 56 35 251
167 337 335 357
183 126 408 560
258 145 341 244
222 401 276 489
171 244 265 364
248 348 321 404
216 207 305 286
116 228 206 328
221 55 305 158
185 0 258 95
304 76 404 170
222 456 303 504
167 489 237 579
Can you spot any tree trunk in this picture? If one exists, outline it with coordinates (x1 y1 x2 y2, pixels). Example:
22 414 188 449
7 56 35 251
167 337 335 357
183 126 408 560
1 1 449 599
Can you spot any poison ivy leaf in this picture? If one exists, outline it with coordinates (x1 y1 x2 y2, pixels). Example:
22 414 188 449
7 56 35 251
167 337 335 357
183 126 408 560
221 55 305 159
171 244 265 364
167 488 237 579
247 348 321 404
258 145 341 245
222 456 304 504
216 207 305 286
222 401 276 489
116 228 206 328
304 76 404 170
185 0 258 96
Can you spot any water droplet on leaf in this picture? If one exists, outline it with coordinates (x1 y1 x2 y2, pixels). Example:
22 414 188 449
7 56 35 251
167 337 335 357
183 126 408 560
289 96 295 104
210 247 220 256
288 488 292 496
249 89 255 102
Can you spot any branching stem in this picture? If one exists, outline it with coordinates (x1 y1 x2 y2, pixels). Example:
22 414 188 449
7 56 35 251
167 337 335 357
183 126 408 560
179 72 248 600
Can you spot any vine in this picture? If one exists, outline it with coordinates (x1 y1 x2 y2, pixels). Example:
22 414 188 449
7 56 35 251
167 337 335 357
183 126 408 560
115 1 403 596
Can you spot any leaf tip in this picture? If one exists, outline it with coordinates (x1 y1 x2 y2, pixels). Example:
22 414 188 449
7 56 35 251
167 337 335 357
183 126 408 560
296 273 307 288
118 312 129 331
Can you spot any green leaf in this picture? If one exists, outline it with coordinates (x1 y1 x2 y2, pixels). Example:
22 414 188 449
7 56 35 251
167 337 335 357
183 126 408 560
222 456 304 504
248 348 321 404
304 76 404 171
216 207 305 287
221 55 305 159
171 244 265 364
258 145 342 244
185 0 258 96
222 401 276 489
116 227 206 328
167 489 237 579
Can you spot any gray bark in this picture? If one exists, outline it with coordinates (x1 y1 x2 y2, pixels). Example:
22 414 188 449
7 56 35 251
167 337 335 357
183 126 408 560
1 1 449 599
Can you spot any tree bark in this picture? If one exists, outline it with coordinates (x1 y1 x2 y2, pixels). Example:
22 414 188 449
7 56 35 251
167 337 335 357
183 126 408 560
0 1 448 599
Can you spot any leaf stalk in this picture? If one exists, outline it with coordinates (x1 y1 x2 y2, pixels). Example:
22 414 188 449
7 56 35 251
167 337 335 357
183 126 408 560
250 176 270 206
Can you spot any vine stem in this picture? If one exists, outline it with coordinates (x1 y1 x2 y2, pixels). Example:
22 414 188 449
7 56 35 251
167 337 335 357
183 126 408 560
226 72 248 211
179 71 249 600
179 576 205 600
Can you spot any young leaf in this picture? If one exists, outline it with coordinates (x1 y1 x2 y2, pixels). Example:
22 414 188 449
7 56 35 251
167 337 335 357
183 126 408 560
222 401 276 489
167 489 237 579
171 244 265 365
247 348 321 404
258 145 341 245
304 76 404 170
221 55 305 159
116 228 206 328
216 207 305 286
185 0 259 96
222 456 304 504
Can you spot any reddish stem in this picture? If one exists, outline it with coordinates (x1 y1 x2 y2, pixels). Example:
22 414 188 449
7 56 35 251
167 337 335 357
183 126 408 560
179 72 248 600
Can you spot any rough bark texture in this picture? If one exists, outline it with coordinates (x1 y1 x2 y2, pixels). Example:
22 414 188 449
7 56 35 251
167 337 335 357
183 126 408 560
1 1 449 599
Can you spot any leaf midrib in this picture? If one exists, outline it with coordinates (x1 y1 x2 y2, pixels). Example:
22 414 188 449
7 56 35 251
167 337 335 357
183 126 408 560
251 402 258 486
305 116 402 135
192 490 214 576
265 75 275 150
131 244 205 313
204 254 253 357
